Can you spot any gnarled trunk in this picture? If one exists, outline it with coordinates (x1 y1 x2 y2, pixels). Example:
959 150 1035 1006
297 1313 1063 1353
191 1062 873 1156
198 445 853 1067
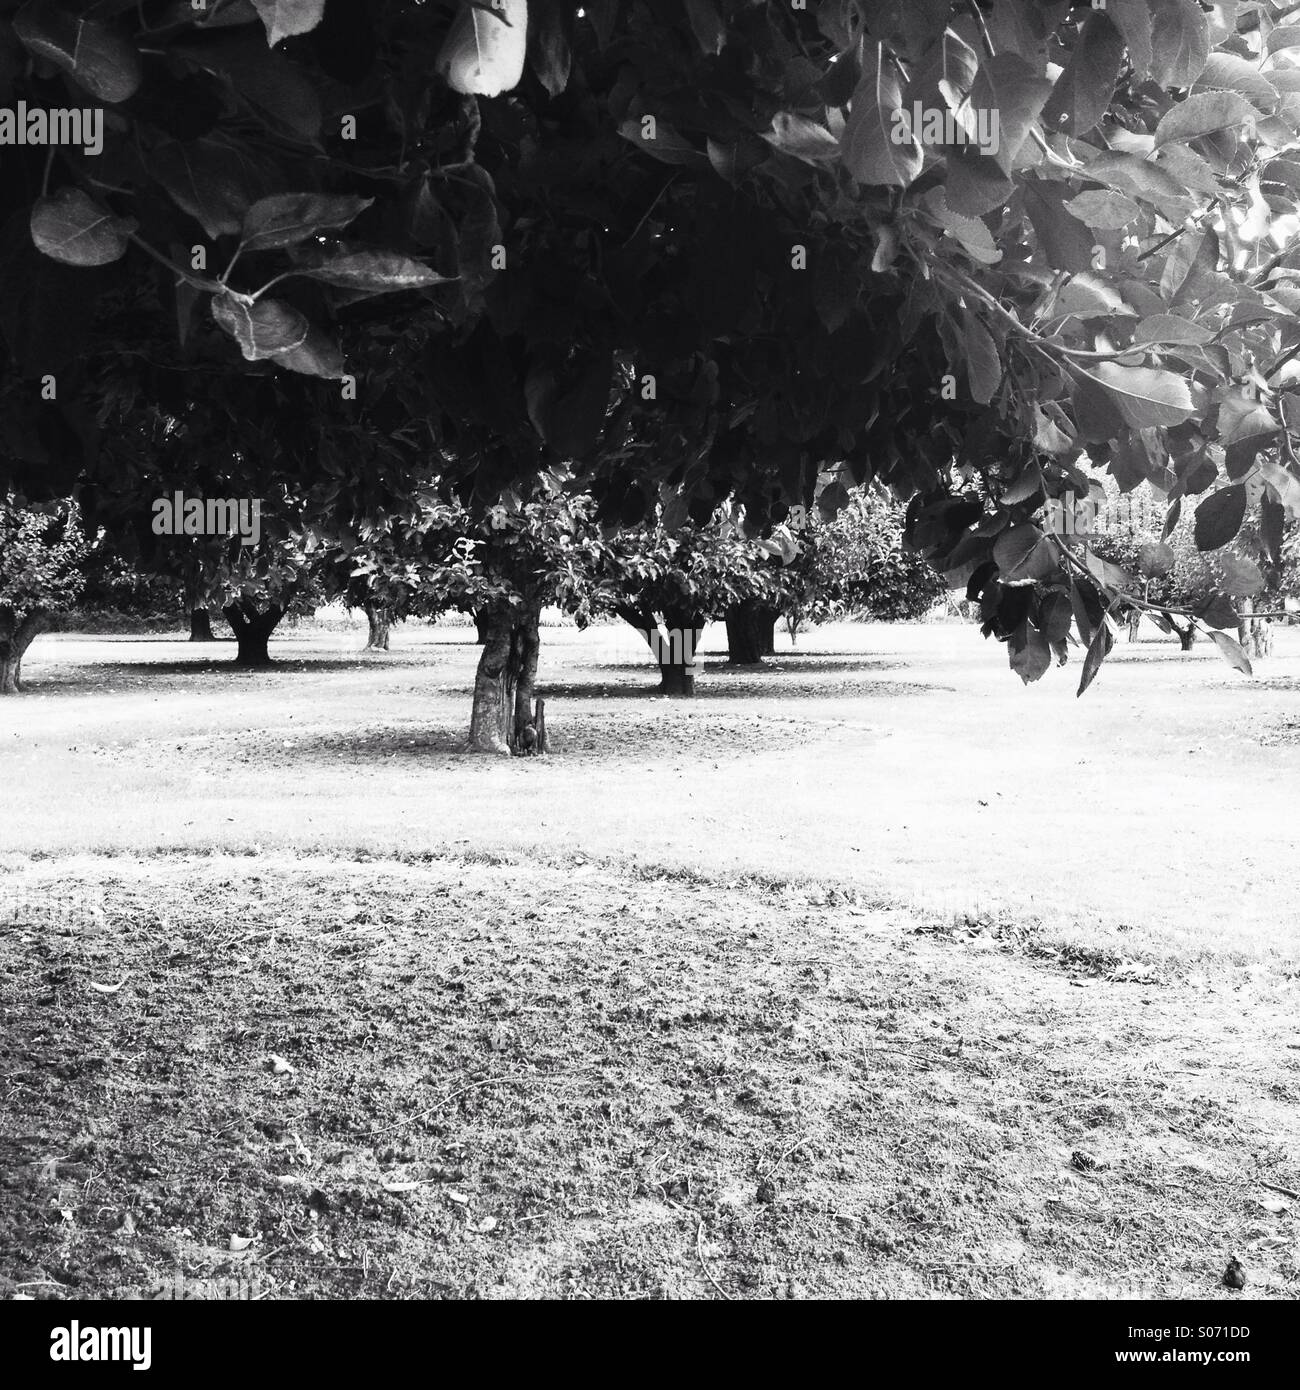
468 604 542 754
1171 619 1196 651
0 610 49 694
189 608 215 642
1237 596 1272 659
474 610 491 645
363 603 391 651
222 600 284 668
725 599 778 664
616 604 704 696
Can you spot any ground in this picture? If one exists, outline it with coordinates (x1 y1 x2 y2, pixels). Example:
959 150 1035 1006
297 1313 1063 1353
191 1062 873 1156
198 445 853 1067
1 617 1297 1300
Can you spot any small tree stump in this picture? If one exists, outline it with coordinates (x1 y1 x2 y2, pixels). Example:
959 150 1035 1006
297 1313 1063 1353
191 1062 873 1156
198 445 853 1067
534 696 548 755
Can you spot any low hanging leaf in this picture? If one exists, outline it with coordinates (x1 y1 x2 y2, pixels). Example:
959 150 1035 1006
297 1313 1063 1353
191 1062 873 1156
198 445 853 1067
1009 620 1052 685
1132 313 1213 346
436 0 529 98
1153 91 1260 148
993 524 1056 584
1040 10 1125 136
841 46 922 187
1063 190 1141 230
241 193 374 251
761 113 840 163
1080 362 1197 430
273 327 346 379
250 0 326 47
303 251 453 293
1216 552 1264 597
30 189 134 266
1077 614 1114 697
1196 591 1239 630
1193 484 1247 551
962 309 1001 404
13 0 142 103
211 295 309 361
1208 629 1253 676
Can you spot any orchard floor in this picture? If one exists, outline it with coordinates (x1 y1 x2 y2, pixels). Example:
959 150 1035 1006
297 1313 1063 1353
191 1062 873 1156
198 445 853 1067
1 617 1298 1300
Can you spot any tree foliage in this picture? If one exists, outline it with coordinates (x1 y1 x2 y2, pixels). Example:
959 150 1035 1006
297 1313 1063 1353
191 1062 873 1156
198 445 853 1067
5 1 1300 694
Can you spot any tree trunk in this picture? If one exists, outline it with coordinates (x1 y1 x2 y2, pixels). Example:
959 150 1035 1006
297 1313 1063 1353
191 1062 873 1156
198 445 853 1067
0 610 50 694
474 610 491 645
363 603 391 651
222 601 284 667
725 599 778 664
189 608 215 642
1126 609 1141 642
468 604 542 754
616 604 704 696
785 610 800 646
1172 621 1196 651
1237 596 1272 659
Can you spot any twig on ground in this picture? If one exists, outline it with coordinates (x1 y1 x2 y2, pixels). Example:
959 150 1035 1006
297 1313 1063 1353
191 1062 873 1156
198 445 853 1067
759 1136 807 1181
696 1220 732 1301
361 1078 498 1137
1258 1178 1300 1201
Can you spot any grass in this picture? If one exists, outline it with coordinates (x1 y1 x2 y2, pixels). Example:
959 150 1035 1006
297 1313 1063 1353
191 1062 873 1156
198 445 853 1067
1 617 1298 1299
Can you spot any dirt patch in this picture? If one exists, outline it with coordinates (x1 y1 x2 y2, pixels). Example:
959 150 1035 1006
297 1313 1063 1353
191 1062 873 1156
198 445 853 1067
1 854 1296 1301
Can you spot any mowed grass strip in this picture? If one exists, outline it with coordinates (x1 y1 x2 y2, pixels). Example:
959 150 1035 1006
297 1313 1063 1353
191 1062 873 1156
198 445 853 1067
1 855 1297 1300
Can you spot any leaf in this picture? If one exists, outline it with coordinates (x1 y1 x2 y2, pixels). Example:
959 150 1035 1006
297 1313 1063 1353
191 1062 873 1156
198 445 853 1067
229 1234 255 1252
88 977 127 994
1132 314 1213 346
241 193 373 251
1217 552 1264 597
1194 484 1247 551
962 309 1001 403
682 0 725 57
1153 91 1261 148
1259 458 1300 517
250 0 325 47
841 47 922 187
1208 629 1252 676
272 326 345 379
1216 393 1280 447
1268 26 1300 56
13 0 142 103
1064 190 1140 230
967 52 1054 175
1021 179 1096 272
1196 591 1239 629
211 296 309 361
1148 0 1211 89
1077 615 1114 697
1081 362 1197 430
528 0 570 97
303 251 451 293
1054 274 1136 319
436 0 529 98
993 524 1056 584
1041 11 1124 137
762 113 840 163
1108 0 1154 78
149 139 263 240
1009 621 1051 685
30 189 133 267
175 36 322 142
268 1052 296 1075
617 118 707 167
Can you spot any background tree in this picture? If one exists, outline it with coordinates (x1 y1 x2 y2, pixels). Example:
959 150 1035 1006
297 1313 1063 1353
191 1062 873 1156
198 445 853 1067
783 487 948 642
0 497 87 693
